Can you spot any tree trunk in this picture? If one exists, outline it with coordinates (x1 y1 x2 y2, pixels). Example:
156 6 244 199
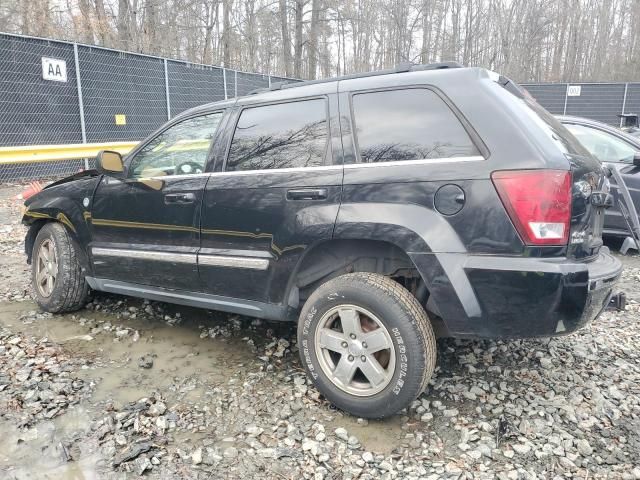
222 0 231 67
307 0 320 79
279 0 292 76
293 0 304 78
94 0 111 46
78 0 94 44
117 0 132 49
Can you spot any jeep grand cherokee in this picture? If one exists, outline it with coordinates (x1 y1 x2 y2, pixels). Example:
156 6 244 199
22 63 622 418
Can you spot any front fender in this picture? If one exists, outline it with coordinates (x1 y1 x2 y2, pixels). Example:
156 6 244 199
22 178 97 261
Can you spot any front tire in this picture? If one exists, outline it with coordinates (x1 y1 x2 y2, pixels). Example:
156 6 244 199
31 222 89 313
297 272 436 418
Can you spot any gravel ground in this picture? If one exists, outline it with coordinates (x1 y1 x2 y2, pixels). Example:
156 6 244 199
1 183 639 479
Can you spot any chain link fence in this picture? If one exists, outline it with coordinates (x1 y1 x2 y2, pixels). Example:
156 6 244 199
3 31 640 184
521 82 634 126
0 33 297 183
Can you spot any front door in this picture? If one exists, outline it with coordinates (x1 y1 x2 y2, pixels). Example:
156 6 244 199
199 91 343 306
90 111 225 291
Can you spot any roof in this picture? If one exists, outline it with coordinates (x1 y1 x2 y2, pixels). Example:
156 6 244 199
176 61 466 119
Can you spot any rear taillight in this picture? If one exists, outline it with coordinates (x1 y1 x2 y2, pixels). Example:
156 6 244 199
491 170 571 246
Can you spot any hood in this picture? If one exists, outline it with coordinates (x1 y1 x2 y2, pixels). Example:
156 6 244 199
44 169 99 190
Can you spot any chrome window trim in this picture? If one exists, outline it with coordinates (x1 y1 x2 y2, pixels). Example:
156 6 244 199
92 247 197 264
141 164 343 180
214 164 343 176
343 155 485 168
198 254 269 270
139 156 484 180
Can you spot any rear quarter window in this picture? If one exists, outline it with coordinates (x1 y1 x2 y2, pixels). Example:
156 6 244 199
351 88 480 163
517 95 592 158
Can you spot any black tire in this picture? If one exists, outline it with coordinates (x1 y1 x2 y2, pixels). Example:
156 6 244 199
31 222 89 313
297 272 436 418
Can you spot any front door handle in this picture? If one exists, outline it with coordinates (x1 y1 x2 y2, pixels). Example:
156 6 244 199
286 188 328 201
164 192 196 204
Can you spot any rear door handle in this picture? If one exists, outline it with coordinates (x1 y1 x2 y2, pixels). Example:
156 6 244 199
164 192 196 204
286 188 328 201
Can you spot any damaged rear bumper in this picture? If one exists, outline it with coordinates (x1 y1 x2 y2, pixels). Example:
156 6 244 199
410 247 622 338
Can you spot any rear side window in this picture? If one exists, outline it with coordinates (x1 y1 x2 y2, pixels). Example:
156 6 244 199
226 98 329 171
517 93 592 158
351 89 480 163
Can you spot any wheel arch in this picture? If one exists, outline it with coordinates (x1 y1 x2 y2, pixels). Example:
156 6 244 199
23 200 91 274
284 238 435 316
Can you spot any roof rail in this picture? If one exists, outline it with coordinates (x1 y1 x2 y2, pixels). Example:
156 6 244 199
276 61 463 92
246 61 463 96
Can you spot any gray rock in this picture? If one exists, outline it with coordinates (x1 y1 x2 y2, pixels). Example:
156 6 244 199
134 455 152 475
147 402 166 416
113 442 152 467
540 357 553 369
245 425 263 436
576 439 593 456
191 447 203 465
223 446 238 458
362 451 374 463
334 427 349 441
138 355 154 369
512 443 531 455
347 435 360 447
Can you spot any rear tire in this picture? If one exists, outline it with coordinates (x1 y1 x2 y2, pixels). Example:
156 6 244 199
31 222 89 313
297 272 436 418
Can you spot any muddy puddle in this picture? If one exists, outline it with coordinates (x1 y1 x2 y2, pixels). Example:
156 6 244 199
0 407 103 479
0 300 262 478
0 301 258 408
326 414 407 454
0 299 420 478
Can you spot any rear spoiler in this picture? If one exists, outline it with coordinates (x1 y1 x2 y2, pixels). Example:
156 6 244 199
487 70 532 101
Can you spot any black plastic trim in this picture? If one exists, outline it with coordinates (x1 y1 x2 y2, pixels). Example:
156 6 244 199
86 277 288 321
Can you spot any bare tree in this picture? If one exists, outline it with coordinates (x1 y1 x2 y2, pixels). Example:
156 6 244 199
7 0 640 82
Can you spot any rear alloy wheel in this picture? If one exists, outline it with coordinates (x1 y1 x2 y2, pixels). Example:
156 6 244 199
298 272 436 418
315 305 396 396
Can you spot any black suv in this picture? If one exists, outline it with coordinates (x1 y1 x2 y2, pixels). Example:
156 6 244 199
23 64 622 418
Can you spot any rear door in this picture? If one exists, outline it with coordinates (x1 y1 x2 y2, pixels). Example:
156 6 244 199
90 111 225 291
198 89 342 305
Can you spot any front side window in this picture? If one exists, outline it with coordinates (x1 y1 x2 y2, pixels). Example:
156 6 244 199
129 112 223 177
564 123 637 164
226 99 329 171
351 88 480 163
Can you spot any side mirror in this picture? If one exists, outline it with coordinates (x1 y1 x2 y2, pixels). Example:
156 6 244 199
96 150 124 175
634 152 640 167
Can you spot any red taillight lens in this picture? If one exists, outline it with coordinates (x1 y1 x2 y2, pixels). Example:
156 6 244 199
491 170 571 246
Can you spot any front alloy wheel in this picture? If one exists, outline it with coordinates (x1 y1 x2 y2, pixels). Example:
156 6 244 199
35 238 58 297
31 222 89 313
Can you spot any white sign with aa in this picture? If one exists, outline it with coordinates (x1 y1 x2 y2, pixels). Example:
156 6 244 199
42 57 67 82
